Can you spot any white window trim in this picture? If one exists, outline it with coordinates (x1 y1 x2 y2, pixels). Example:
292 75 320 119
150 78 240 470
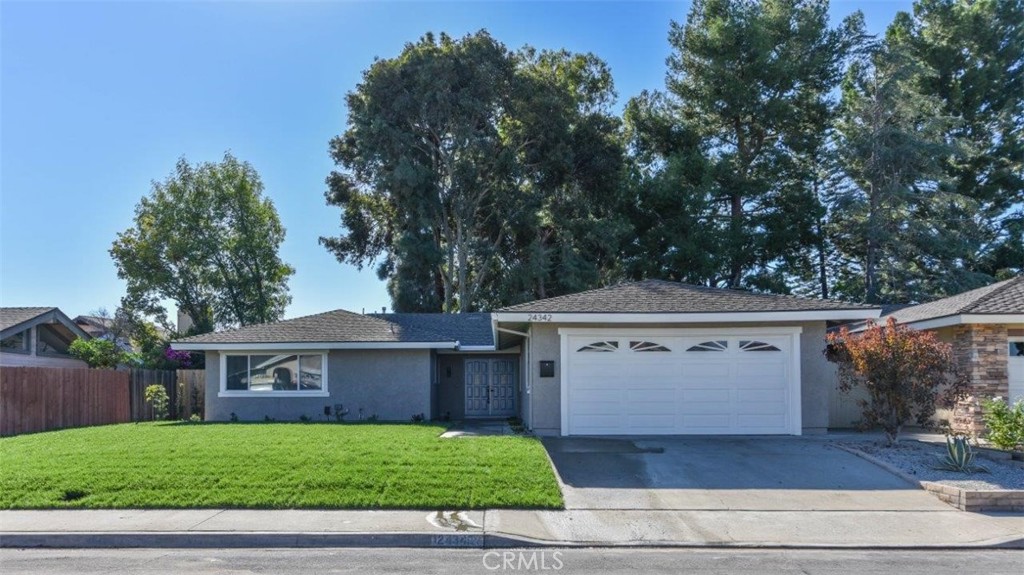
219 350 329 398
557 327 803 436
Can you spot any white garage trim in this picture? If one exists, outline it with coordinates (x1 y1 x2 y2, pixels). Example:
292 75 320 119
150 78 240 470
558 327 803 436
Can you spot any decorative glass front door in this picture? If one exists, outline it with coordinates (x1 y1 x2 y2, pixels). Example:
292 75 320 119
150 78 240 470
465 359 517 417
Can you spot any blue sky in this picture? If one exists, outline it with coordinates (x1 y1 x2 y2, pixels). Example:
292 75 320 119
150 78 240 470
1 0 912 323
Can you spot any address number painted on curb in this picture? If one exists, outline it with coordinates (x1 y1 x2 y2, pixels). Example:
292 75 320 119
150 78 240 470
430 534 484 547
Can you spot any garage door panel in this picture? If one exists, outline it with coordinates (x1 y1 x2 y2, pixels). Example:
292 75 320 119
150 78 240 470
740 389 787 403
735 363 786 379
677 401 731 415
626 414 675 429
734 400 786 415
737 414 787 428
735 378 787 390
681 414 732 428
566 333 795 435
680 389 731 402
626 400 679 416
679 363 731 378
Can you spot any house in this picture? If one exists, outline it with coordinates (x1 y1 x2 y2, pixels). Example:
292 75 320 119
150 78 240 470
73 315 134 352
172 280 881 435
841 276 1023 435
0 307 91 368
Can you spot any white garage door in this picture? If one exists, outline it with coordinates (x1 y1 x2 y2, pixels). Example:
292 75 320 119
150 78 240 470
564 330 800 435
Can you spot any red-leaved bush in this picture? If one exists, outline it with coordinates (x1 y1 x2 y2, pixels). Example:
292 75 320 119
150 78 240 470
825 317 968 445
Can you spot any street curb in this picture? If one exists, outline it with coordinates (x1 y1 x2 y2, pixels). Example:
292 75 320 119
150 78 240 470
2 531 1022 550
0 531 541 550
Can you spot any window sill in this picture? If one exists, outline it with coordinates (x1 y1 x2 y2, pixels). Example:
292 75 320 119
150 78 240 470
218 391 329 398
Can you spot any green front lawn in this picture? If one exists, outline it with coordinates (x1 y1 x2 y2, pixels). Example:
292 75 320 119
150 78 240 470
0 423 563 509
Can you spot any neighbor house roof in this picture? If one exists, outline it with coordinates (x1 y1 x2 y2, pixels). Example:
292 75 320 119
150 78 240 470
0 307 91 341
172 309 468 350
496 279 879 318
877 275 1024 329
374 313 494 348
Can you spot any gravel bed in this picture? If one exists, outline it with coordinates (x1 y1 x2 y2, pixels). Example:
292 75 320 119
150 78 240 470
843 440 1024 490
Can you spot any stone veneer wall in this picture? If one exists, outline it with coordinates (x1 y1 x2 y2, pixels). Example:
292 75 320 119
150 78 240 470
952 324 1009 436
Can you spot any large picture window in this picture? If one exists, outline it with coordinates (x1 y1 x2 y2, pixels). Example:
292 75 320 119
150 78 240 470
223 353 325 394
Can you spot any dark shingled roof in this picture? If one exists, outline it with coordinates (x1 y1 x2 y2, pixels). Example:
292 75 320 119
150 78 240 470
0 307 57 332
882 276 1024 325
174 309 457 345
374 313 494 347
498 279 878 314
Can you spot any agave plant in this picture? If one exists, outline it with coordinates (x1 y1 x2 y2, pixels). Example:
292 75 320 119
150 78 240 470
936 434 986 473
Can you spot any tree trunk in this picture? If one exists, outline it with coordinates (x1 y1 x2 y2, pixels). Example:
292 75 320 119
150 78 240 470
456 219 468 313
865 185 880 304
728 191 743 288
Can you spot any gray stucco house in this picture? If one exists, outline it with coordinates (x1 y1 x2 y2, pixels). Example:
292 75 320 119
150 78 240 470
172 280 880 435
1 307 91 368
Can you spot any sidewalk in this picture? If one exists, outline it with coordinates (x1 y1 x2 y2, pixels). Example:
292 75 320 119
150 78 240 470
2 508 1022 549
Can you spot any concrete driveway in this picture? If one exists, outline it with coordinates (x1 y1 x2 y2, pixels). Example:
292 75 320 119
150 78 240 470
542 436 953 511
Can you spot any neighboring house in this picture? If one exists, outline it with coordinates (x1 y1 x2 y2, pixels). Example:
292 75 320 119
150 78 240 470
73 315 134 352
0 307 91 368
172 280 880 435
834 276 1023 435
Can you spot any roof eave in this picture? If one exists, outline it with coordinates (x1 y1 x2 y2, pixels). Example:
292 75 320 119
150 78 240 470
170 341 460 351
493 309 881 324
891 313 1024 331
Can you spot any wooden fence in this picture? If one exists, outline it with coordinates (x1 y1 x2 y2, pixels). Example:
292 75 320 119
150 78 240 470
0 367 130 436
0 367 205 436
128 368 205 422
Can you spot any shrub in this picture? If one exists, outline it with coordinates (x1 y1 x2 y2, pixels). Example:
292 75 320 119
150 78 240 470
982 397 1024 451
825 317 968 445
143 385 170 420
935 434 985 473
68 338 126 369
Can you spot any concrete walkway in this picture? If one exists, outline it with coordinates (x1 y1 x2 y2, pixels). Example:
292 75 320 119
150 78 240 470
2 507 1022 549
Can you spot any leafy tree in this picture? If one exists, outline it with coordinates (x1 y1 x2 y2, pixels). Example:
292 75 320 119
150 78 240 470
111 153 294 331
68 338 126 369
144 384 170 421
826 318 968 445
624 0 864 290
321 31 626 312
887 0 1024 283
829 43 959 303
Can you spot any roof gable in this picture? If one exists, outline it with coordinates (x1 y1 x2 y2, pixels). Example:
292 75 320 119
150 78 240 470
498 279 878 315
0 307 91 340
374 313 493 347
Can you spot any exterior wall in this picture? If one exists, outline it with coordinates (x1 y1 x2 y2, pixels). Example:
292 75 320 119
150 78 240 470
204 349 432 422
0 350 87 368
524 321 831 436
952 323 1015 436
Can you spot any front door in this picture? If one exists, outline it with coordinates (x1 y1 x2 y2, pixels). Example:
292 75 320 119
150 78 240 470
465 359 517 417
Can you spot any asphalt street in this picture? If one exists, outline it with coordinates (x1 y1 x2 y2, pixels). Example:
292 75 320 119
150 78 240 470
1 548 1022 575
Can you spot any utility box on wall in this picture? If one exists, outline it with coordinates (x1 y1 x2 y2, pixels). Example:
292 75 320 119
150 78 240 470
539 360 555 378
